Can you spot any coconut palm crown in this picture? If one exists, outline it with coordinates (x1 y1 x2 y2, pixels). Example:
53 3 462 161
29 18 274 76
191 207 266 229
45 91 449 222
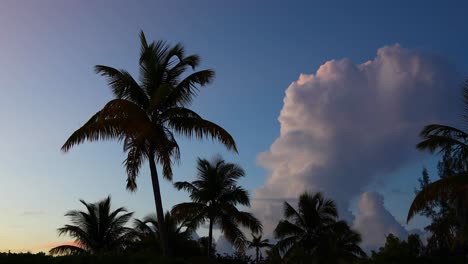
49 196 134 255
247 233 272 264
274 192 366 263
171 156 262 256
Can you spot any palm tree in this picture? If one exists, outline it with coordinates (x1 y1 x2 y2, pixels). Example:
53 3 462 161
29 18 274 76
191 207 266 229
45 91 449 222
274 192 365 263
131 212 199 256
316 220 366 264
247 233 272 264
171 156 262 256
407 80 468 237
61 31 237 255
274 192 338 257
49 196 134 255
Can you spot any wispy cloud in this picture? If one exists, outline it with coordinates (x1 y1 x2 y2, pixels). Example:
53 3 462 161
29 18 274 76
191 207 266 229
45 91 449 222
21 211 45 216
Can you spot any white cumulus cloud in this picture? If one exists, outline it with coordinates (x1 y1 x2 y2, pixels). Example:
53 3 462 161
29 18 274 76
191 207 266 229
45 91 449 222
253 44 460 247
352 192 407 251
216 235 234 255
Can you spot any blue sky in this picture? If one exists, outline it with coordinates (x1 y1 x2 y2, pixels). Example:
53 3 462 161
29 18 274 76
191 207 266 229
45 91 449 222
0 0 467 252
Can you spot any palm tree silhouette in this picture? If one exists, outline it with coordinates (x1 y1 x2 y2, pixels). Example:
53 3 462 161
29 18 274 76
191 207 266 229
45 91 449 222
407 80 468 233
131 212 198 255
49 196 134 255
61 31 237 255
247 233 272 264
171 156 261 256
316 220 366 264
274 192 365 263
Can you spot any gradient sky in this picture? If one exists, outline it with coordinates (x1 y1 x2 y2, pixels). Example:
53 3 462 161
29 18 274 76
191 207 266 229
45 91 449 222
1 0 468 252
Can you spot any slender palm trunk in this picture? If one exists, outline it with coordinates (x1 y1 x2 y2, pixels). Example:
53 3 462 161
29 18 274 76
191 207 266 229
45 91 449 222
256 247 259 263
148 154 171 256
208 217 214 257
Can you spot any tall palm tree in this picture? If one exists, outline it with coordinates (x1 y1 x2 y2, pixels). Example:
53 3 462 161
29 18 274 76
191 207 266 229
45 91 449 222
274 192 365 263
49 196 134 255
61 31 237 255
408 80 468 235
171 156 262 256
247 233 272 264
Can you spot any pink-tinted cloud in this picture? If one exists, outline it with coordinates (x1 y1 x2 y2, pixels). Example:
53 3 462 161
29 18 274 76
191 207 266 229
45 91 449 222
352 192 407 250
252 45 460 247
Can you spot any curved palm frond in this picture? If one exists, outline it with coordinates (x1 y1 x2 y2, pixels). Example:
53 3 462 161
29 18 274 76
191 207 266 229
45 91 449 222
50 197 134 255
407 173 468 222
94 65 149 108
167 115 237 152
162 69 215 108
49 245 85 256
274 220 305 239
274 192 364 261
172 156 258 256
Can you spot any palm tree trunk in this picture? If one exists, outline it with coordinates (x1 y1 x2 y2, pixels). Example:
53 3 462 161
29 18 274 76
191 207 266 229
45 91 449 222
256 247 259 263
208 217 214 257
148 154 171 256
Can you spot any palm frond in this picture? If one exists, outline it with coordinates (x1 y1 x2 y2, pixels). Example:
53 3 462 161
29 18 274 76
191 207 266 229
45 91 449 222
94 65 149 108
163 70 215 107
274 220 304 239
407 173 468 222
219 212 248 252
218 186 250 206
173 181 199 193
167 116 237 152
49 245 86 256
417 124 468 153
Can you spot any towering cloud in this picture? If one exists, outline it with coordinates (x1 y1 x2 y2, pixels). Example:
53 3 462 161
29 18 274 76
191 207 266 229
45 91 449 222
353 192 408 250
253 45 460 247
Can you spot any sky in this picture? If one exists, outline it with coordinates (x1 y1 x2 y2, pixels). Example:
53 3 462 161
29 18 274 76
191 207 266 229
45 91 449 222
0 0 468 253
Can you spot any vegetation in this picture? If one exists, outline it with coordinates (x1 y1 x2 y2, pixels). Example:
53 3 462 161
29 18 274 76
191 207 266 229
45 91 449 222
49 196 134 255
5 29 468 264
61 31 237 256
172 156 262 255
246 233 272 264
408 79 468 258
129 213 201 257
273 192 366 263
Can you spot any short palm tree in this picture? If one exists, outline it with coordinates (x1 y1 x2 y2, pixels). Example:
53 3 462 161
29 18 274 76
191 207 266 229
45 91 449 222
316 220 366 264
408 80 468 233
132 212 198 255
62 31 237 255
274 192 338 257
247 233 272 264
274 192 365 263
49 196 134 255
171 156 262 256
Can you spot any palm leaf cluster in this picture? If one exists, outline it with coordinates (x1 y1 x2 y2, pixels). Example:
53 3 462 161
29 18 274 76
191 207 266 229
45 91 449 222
130 213 200 256
62 31 236 190
408 80 468 241
273 192 366 263
49 197 134 255
172 156 262 255
247 233 272 264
